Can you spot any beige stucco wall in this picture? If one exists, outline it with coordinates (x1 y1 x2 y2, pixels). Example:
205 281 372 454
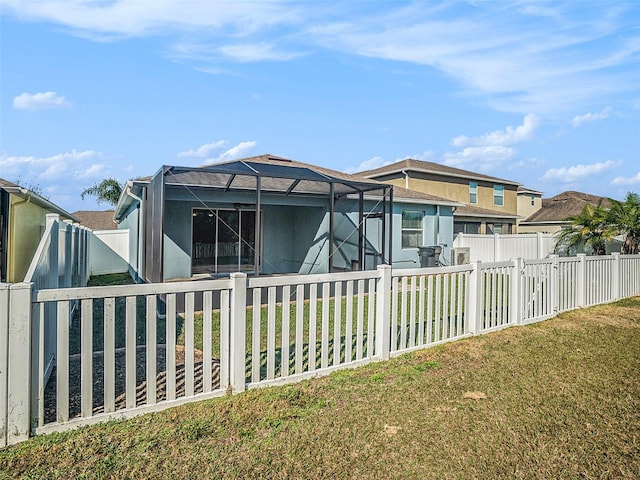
401 172 518 215
517 223 563 234
517 193 543 223
6 194 74 282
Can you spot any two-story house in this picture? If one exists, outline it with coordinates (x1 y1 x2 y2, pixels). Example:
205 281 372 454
359 159 523 235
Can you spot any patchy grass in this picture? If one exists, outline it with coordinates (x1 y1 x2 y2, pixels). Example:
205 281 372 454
5 298 639 479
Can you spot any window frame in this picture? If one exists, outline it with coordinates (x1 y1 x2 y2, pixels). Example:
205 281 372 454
401 210 423 249
493 185 504 207
469 181 478 204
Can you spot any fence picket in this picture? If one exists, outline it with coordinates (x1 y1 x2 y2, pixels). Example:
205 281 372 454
104 298 115 413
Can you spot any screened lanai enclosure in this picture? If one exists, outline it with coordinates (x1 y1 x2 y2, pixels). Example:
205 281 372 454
115 156 394 282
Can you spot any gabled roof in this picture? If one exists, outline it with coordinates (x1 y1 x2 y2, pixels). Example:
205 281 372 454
521 191 611 224
115 154 461 219
358 159 522 187
72 210 117 230
517 186 544 195
0 177 78 221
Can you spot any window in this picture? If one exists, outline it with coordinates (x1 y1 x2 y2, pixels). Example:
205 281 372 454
530 195 535 206
402 210 423 248
454 221 481 235
494 185 504 206
469 182 478 204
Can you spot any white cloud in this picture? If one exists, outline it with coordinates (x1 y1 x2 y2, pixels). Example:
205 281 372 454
451 114 539 147
202 141 257 164
541 160 619 182
178 140 227 159
217 43 304 62
13 91 71 111
442 145 516 171
1 0 300 39
346 151 434 174
0 149 104 180
571 107 613 127
612 172 640 185
75 163 107 179
308 3 640 114
345 156 391 174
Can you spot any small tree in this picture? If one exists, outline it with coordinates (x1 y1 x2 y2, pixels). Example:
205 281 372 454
81 178 123 207
555 203 612 255
607 192 640 254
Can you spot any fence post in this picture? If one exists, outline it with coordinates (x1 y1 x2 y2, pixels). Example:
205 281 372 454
577 254 586 308
467 261 482 334
548 254 558 316
0 283 9 447
510 258 522 325
229 273 247 393
376 265 391 360
63 221 74 288
536 232 544 259
6 282 33 445
611 253 620 301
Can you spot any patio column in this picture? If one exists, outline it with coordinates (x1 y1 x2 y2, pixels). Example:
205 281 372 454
358 191 364 270
255 175 261 276
329 183 334 273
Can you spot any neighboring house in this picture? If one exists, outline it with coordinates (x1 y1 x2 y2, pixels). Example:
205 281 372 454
72 210 117 231
113 154 461 282
516 186 544 227
359 159 524 235
0 178 78 283
518 190 611 234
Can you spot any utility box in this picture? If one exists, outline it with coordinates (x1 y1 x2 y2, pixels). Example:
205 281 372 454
453 247 470 265
418 245 442 267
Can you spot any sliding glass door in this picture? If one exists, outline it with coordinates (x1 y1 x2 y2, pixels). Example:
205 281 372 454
192 208 258 275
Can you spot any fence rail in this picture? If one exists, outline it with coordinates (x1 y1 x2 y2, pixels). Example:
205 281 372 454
2 253 640 446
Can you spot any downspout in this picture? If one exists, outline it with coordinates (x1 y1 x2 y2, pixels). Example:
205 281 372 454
124 184 145 280
401 170 409 189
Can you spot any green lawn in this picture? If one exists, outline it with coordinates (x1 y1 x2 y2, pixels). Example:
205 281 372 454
2 297 639 479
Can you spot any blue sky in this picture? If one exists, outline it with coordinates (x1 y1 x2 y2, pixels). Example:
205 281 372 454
1 1 639 213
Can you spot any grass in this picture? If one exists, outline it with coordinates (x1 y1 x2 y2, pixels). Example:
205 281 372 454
2 297 639 479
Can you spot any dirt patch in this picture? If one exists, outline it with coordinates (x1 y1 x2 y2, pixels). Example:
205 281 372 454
43 345 221 424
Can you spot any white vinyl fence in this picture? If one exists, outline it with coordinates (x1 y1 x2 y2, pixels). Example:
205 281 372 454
24 214 92 291
453 232 556 263
2 254 640 446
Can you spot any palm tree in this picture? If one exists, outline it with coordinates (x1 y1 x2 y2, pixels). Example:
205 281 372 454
607 192 640 254
81 178 124 207
555 203 612 256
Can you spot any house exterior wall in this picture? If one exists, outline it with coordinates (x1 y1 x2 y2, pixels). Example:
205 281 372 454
517 223 563 234
517 193 543 225
376 172 518 216
5 195 75 282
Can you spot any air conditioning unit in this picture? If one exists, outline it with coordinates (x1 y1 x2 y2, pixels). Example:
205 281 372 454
453 247 470 265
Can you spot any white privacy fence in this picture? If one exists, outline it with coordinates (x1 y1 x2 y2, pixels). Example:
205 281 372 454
2 254 640 446
453 232 556 263
24 214 92 290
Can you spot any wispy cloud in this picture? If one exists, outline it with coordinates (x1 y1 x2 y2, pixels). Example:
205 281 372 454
612 171 640 185
308 3 640 113
1 0 300 39
13 91 71 111
541 160 619 183
177 140 227 159
452 114 539 147
217 43 304 62
571 107 613 127
442 145 516 172
203 141 257 164
346 151 434 174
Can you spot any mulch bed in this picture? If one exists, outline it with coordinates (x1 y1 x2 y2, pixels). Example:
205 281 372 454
43 345 221 424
